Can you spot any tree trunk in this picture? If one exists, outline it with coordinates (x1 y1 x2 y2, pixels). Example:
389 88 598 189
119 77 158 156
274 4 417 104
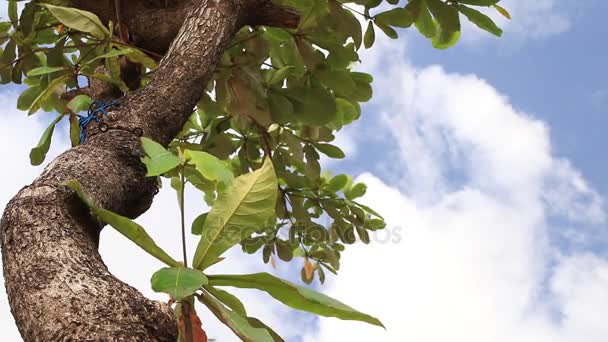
1 1 298 340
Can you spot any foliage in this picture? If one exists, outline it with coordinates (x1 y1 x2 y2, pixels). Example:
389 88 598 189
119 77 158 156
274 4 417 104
1 0 509 340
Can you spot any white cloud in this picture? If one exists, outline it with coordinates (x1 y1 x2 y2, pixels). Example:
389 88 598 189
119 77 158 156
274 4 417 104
304 29 607 342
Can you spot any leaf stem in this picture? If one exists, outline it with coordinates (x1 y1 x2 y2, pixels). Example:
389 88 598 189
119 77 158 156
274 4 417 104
180 165 188 267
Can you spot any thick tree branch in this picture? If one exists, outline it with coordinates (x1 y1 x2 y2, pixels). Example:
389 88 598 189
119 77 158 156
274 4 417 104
2 1 299 341
70 0 301 55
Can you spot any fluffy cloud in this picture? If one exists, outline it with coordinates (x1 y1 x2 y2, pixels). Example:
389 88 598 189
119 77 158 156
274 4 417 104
304 32 607 342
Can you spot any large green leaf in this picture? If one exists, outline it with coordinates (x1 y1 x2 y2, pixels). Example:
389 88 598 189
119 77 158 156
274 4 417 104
141 137 181 177
28 75 70 115
205 286 247 317
316 143 345 159
66 180 180 267
29 114 63 166
409 0 437 38
192 158 278 270
375 8 413 28
185 150 234 190
67 95 92 113
208 272 384 327
151 267 208 300
432 23 461 49
26 66 66 77
426 0 461 32
246 317 285 342
281 86 337 126
364 21 375 49
198 292 275 342
458 5 503 37
42 4 109 40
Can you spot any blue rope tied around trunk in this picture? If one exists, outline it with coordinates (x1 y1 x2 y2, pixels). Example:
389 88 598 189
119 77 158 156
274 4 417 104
78 99 120 144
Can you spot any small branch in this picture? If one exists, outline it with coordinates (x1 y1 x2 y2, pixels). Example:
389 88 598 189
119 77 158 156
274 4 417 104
179 164 188 268
249 1 300 29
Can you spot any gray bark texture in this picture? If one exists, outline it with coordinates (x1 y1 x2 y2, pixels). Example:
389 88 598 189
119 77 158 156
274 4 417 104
0 0 298 341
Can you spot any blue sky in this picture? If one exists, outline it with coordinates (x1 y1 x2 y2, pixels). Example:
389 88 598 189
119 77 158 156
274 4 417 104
1 1 607 341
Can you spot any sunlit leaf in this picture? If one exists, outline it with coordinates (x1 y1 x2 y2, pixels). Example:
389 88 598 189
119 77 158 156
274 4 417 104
42 4 109 39
208 273 384 327
459 5 503 37
198 292 275 342
192 158 278 270
151 267 208 300
141 137 181 177
29 114 63 166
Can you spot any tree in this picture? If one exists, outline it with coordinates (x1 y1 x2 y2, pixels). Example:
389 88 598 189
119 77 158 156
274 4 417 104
0 0 508 341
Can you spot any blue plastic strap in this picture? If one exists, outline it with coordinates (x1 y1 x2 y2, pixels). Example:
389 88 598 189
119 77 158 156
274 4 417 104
78 99 120 144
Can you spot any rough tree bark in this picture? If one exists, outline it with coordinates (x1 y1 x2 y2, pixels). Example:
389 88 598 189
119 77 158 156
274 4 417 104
0 1 298 341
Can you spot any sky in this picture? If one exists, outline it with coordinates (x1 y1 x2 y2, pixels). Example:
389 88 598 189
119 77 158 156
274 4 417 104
1 0 608 341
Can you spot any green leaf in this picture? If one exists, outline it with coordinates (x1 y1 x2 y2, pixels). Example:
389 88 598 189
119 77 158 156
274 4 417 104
268 90 296 124
350 72 374 102
346 183 367 200
275 239 293 261
459 5 503 37
151 267 208 301
191 212 208 235
314 69 356 97
28 75 70 115
364 21 375 49
185 150 234 190
42 4 109 39
316 143 345 159
265 66 293 86
432 23 461 49
67 94 92 113
282 86 337 126
199 292 275 342
410 0 437 38
91 48 134 62
375 21 398 39
66 180 181 267
493 4 512 20
17 86 42 111
246 317 285 342
205 286 247 317
375 8 413 28
208 273 384 328
192 158 278 270
69 114 80 147
426 0 461 32
26 66 66 77
8 1 18 28
141 137 181 177
325 174 349 192
29 114 63 166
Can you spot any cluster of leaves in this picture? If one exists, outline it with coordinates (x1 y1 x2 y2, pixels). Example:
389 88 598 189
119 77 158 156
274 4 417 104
0 1 156 164
66 154 383 342
357 0 509 49
1 0 508 341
